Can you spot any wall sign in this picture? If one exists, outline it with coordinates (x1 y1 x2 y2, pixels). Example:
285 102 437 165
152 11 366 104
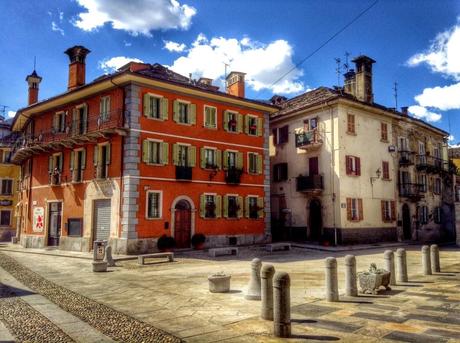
0 199 12 206
33 207 45 232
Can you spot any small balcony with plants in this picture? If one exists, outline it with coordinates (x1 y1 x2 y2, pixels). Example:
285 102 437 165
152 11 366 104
399 182 423 201
295 129 322 151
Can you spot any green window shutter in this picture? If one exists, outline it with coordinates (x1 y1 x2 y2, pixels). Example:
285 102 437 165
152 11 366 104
72 109 77 135
200 194 206 218
223 150 228 170
69 151 75 171
223 195 228 218
93 145 99 166
215 195 222 218
143 93 150 117
105 144 111 165
237 196 243 218
216 149 222 169
99 98 103 116
200 148 206 169
257 154 263 174
58 153 63 172
142 140 149 163
161 98 169 120
257 197 264 218
223 110 229 132
81 148 86 170
189 104 196 125
237 152 244 170
237 113 243 133
48 155 53 173
172 144 178 166
82 105 88 133
188 146 196 167
162 142 169 165
257 117 263 137
244 196 250 218
53 114 58 130
173 100 179 122
244 115 249 134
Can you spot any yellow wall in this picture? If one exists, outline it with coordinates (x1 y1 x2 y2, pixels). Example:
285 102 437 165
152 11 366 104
0 147 20 240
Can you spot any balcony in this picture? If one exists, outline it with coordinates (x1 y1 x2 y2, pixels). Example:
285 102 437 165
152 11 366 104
11 109 126 164
49 172 61 186
398 151 414 166
176 166 192 181
295 130 322 151
415 155 447 174
399 183 423 201
296 174 323 193
225 167 243 185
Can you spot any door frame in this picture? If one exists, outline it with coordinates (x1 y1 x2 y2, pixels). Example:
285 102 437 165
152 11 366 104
91 198 112 245
170 195 195 242
45 200 63 247
308 198 322 241
402 203 411 240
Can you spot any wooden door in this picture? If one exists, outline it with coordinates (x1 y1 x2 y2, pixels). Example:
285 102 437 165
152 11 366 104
309 157 319 175
174 201 192 248
47 202 62 246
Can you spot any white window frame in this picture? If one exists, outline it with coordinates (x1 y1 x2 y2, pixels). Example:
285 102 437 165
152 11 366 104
145 190 163 220
226 193 239 219
226 111 239 133
203 105 217 129
247 114 258 136
177 99 191 124
204 192 217 218
226 149 238 169
72 148 85 183
0 178 13 195
398 136 409 151
383 200 392 222
247 195 259 219
100 96 111 121
146 93 163 120
203 146 217 169
54 111 66 133
350 198 360 221
146 138 164 165
247 152 258 174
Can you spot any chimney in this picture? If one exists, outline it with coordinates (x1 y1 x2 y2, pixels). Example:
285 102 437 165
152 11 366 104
26 70 42 105
226 71 245 98
401 106 409 116
352 55 375 103
64 45 90 90
343 69 356 97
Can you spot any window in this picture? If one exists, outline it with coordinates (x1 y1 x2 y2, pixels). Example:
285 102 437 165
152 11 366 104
433 207 441 224
72 105 88 135
224 195 242 219
246 196 263 219
248 152 262 174
200 194 221 218
146 191 162 219
0 210 11 226
347 198 363 221
223 150 243 170
94 144 111 179
200 147 220 169
67 218 83 237
419 174 427 192
382 161 390 180
434 178 441 194
418 141 426 164
304 117 318 131
381 200 396 222
273 125 289 145
381 122 388 141
100 96 110 122
172 144 196 167
347 114 355 134
204 106 217 128
48 153 63 185
1 150 11 163
0 179 12 195
53 111 66 133
173 100 196 125
245 115 262 136
143 140 168 165
70 149 86 182
143 94 168 120
224 111 241 133
419 206 428 224
273 163 288 182
398 137 409 151
345 155 361 176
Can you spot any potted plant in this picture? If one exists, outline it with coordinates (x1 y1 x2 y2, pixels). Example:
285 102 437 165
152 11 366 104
157 234 176 252
208 272 231 293
191 233 206 250
358 263 391 294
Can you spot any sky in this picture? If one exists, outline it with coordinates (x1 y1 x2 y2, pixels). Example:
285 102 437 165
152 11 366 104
0 0 459 144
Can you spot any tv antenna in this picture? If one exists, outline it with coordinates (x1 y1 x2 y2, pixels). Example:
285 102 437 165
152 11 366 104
343 51 350 72
393 82 398 110
335 57 341 87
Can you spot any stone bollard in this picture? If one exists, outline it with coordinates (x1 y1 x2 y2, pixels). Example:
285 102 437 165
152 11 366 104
383 250 396 286
273 272 291 338
430 244 440 273
421 245 432 275
325 257 339 302
104 245 116 267
261 264 275 320
245 258 262 300
395 248 408 283
344 255 357 297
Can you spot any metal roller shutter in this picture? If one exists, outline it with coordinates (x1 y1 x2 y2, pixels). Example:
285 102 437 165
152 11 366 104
93 199 111 241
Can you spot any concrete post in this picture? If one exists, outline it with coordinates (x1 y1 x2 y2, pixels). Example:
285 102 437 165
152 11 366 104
261 264 275 320
344 255 357 297
273 272 291 338
245 258 262 300
383 250 396 286
421 245 432 275
430 244 440 273
325 257 339 302
104 245 116 267
395 248 408 283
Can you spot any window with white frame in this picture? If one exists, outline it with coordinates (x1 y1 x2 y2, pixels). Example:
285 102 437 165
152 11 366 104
304 117 318 131
347 198 363 221
100 96 110 122
226 151 237 169
0 210 11 226
381 200 395 222
226 195 240 218
419 206 428 224
94 143 111 179
247 115 258 136
204 106 217 128
247 196 263 219
0 179 12 195
225 111 238 132
248 152 261 174
204 194 216 218
70 149 86 182
419 174 427 192
53 111 66 133
434 177 441 194
146 191 161 219
202 148 217 169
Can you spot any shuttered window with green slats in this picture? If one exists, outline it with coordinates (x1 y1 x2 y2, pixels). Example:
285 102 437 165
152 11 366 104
70 148 86 182
204 106 217 129
223 195 243 219
244 196 264 219
143 94 168 120
173 100 196 125
142 140 168 165
172 144 196 167
200 194 221 218
224 111 242 133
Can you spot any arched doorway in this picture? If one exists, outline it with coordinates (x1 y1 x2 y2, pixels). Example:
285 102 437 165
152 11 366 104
402 204 411 240
309 199 322 241
174 199 192 248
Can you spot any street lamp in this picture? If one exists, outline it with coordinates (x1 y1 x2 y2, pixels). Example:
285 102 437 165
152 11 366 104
370 168 381 185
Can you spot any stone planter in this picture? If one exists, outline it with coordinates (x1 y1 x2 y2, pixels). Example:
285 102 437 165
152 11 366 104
208 274 231 293
358 263 391 294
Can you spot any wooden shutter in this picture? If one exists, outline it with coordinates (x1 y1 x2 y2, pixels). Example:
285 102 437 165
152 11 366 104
237 113 243 133
173 100 179 122
272 128 278 145
188 146 196 167
189 104 196 125
81 149 86 170
142 140 149 163
381 200 386 222
257 117 263 137
346 198 352 221
236 152 244 169
58 153 63 172
143 93 150 117
223 150 228 170
346 156 351 175
69 151 75 171
216 149 222 169
223 195 228 218
256 154 263 175
82 105 88 133
356 157 361 176
72 109 77 135
223 111 229 132
237 196 243 218
381 122 387 141
391 201 396 221
244 197 250 218
53 114 58 131
200 194 206 218
358 198 363 221
257 197 264 218
172 144 178 166
162 142 169 165
105 144 111 165
244 115 249 134
215 195 222 218
382 161 389 179
93 145 99 166
200 148 206 168
161 98 168 120
48 155 53 173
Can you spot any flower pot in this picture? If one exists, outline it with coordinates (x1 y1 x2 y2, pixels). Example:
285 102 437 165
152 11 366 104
358 270 391 294
208 274 231 293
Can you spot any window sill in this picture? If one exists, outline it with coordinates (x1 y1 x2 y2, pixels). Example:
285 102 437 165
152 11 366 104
145 116 164 121
71 181 83 184
176 122 193 126
145 217 163 221
346 131 357 136
145 162 165 166
380 139 389 143
382 178 392 181
204 125 217 130
346 173 360 177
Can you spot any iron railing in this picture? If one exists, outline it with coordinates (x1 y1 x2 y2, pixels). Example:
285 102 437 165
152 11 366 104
225 167 243 184
295 130 322 148
176 166 192 180
296 174 323 192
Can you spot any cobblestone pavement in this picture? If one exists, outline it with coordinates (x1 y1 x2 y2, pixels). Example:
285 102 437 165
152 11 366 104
0 244 459 342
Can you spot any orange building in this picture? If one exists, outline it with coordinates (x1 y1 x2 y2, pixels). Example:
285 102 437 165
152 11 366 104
12 46 278 254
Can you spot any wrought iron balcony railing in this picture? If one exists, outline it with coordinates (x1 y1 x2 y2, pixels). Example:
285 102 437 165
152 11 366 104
225 167 243 184
176 166 192 181
295 129 322 150
296 174 323 192
398 150 414 166
399 182 423 199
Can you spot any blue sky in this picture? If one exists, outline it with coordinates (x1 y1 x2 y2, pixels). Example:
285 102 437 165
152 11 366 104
0 0 459 143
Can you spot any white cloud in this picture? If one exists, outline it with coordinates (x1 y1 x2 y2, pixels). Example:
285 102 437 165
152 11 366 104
74 0 196 37
449 135 455 141
98 56 144 73
414 82 460 111
51 21 65 35
163 40 187 52
7 111 16 118
168 34 305 94
408 105 442 122
407 20 460 80
124 41 132 47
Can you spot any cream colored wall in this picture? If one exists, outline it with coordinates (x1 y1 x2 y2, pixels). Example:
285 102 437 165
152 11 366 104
336 104 397 229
